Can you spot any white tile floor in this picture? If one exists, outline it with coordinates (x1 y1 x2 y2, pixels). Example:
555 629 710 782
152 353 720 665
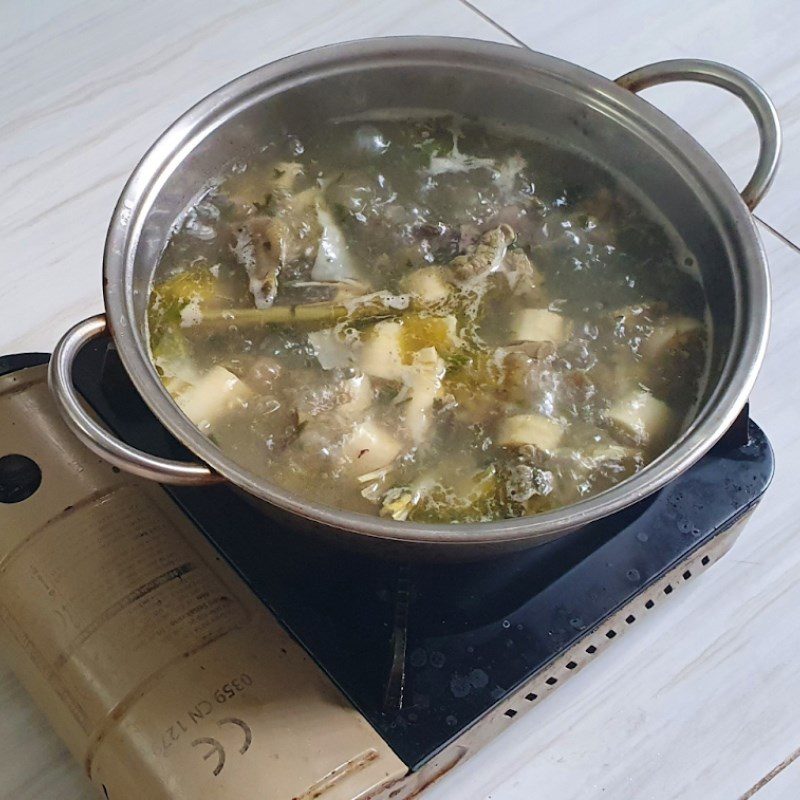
1 2 799 798
471 0 800 244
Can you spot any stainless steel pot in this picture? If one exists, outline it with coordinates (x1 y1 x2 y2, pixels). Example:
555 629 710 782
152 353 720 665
49 38 780 557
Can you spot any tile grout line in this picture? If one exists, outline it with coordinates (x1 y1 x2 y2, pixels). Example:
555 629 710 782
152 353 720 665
456 0 528 48
737 743 800 799
443 6 799 798
458 0 800 256
755 214 800 255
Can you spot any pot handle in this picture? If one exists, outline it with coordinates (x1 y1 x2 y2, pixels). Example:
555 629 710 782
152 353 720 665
615 59 781 210
48 314 221 485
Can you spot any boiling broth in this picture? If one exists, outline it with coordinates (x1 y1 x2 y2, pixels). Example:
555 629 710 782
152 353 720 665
147 116 710 523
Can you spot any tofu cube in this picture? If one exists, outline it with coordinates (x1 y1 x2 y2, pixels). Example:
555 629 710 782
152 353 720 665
606 389 674 445
342 421 402 474
496 413 564 451
359 320 404 380
509 309 568 344
175 366 252 430
402 266 453 304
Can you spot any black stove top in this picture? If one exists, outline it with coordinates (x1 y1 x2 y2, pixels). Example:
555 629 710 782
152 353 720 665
0 343 773 769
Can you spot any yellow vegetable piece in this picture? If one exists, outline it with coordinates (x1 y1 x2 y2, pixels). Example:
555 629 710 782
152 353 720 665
400 314 459 361
153 265 217 307
360 314 459 380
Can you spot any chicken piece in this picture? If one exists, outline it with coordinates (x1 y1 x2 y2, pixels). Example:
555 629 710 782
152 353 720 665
606 389 674 446
451 224 516 281
231 216 291 308
500 344 558 406
496 413 564 451
509 308 569 345
229 173 324 308
271 161 304 191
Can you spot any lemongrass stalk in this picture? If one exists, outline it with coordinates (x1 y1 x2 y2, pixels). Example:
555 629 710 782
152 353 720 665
200 303 350 326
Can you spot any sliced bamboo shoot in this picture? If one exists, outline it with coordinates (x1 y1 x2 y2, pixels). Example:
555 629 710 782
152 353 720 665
642 316 703 359
497 414 564 450
509 309 568 344
606 389 673 445
404 346 446 444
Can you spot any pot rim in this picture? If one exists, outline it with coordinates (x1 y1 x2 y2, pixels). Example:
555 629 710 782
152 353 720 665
103 36 770 545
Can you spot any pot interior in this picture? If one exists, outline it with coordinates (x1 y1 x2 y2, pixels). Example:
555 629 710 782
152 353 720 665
109 39 764 543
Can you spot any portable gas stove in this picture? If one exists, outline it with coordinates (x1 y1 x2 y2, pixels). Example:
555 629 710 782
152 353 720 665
0 340 773 799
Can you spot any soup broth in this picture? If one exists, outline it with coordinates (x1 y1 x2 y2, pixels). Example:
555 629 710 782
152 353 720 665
147 116 710 523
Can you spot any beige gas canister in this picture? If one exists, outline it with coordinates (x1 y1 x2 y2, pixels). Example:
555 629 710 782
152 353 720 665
0 365 407 799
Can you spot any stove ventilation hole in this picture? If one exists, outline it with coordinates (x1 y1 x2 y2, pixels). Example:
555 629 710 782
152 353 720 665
500 546 721 733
